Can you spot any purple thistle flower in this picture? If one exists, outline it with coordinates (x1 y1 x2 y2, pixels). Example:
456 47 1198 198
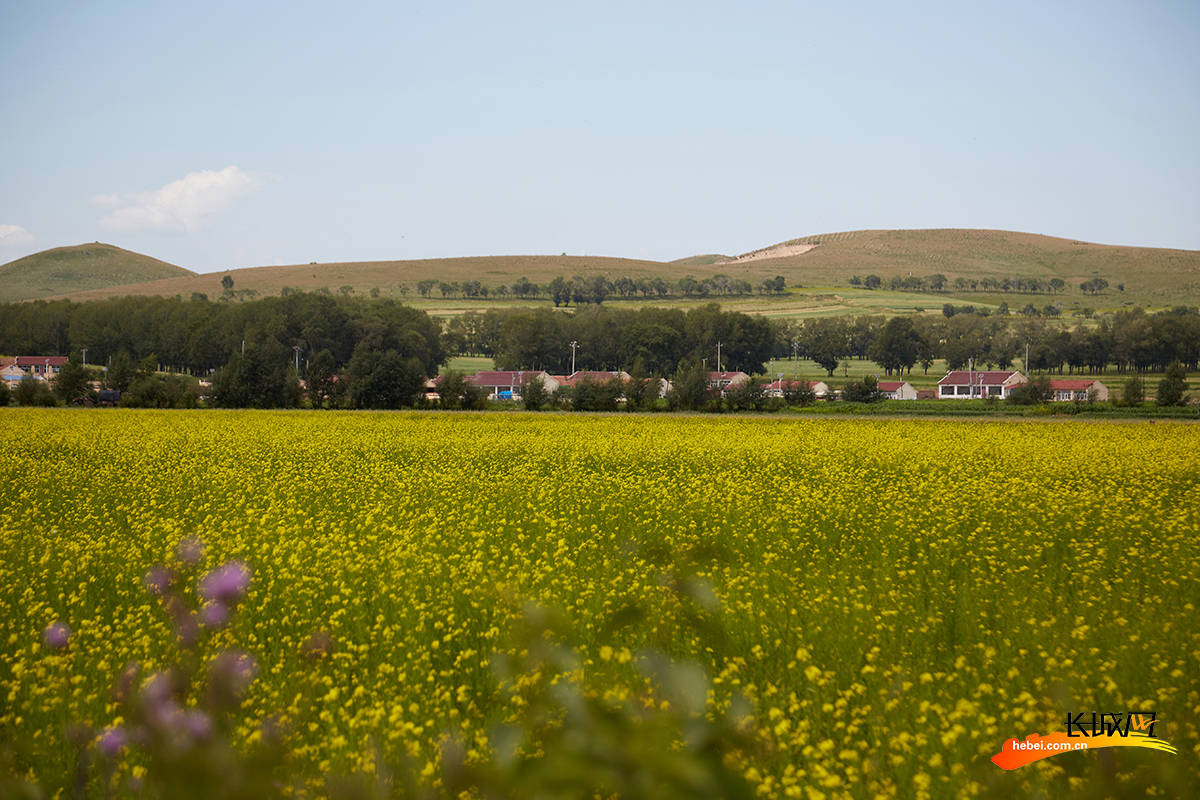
199 602 229 629
143 566 172 595
182 709 212 741
176 536 205 567
210 650 257 696
198 561 251 604
43 621 70 650
97 726 126 759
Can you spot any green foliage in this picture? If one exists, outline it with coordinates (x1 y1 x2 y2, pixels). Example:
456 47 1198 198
868 316 923 375
345 346 425 409
0 380 8 407
1156 362 1189 406
105 350 137 392
1006 377 1053 405
667 359 710 411
15 374 56 406
782 381 816 407
119 375 201 408
722 379 765 412
305 349 339 409
212 348 300 409
841 375 882 403
571 376 623 412
440 605 755 800
1121 376 1145 406
521 374 551 411
53 354 93 405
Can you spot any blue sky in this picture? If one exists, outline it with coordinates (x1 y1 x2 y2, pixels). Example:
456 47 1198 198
1 0 1197 272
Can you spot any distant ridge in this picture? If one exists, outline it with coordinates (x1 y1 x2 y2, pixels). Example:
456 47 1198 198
14 229 1200 306
0 243 194 302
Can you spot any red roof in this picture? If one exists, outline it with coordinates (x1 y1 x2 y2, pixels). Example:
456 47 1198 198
708 371 748 381
16 356 68 367
938 370 1023 385
1049 379 1100 390
465 370 546 387
558 370 627 387
877 381 908 391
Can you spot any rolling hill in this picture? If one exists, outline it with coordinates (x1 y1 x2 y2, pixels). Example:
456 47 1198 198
10 229 1200 311
0 243 194 302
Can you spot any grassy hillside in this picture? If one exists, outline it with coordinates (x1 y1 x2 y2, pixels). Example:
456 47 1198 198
29 229 1200 315
745 228 1200 302
0 243 194 302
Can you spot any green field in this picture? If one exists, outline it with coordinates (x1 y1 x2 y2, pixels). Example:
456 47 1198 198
1 410 1197 797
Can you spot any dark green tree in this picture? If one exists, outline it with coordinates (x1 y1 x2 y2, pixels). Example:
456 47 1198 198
522 374 551 411
345 346 424 409
1121 376 1145 406
1156 362 1188 406
841 375 882 403
106 350 137 392
667 359 710 411
212 347 299 408
54 354 93 405
306 349 339 408
868 317 922 376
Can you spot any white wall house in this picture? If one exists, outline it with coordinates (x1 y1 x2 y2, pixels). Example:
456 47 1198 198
937 370 1027 399
877 380 918 400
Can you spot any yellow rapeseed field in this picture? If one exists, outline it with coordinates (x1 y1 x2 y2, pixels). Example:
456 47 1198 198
1 410 1197 797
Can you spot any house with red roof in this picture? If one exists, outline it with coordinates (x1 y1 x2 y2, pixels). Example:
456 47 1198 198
937 369 1026 399
877 380 917 400
552 370 630 389
764 379 829 399
464 370 559 400
1048 378 1108 402
15 356 69 378
707 371 749 391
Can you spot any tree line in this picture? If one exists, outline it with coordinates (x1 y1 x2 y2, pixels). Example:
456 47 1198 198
414 274 787 304
1 295 1195 410
780 307 1200 376
849 273 1119 295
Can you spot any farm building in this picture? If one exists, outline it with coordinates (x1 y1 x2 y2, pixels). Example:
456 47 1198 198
14 356 68 378
877 380 917 400
937 370 1027 399
707 371 750 392
550 371 631 389
1 361 24 389
764 379 830 398
464 370 559 400
1048 378 1108 402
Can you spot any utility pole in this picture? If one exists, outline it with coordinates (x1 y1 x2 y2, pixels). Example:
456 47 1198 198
716 341 722 373
80 347 87 366
569 340 578 375
293 345 301 373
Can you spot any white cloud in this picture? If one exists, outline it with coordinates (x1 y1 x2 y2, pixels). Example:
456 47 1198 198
96 166 260 232
0 224 35 249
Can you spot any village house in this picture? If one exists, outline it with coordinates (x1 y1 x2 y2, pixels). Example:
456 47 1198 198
764 379 830 399
550 370 631 389
15 356 69 379
1048 378 1108 402
877 380 917 400
707 371 749 395
1 361 25 389
937 370 1027 399
464 370 559 400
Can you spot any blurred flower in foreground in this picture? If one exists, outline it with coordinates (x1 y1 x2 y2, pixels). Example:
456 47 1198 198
43 621 70 650
199 561 251 604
